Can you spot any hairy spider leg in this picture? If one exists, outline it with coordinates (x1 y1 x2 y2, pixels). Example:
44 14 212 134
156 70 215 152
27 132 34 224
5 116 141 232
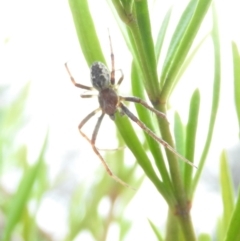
91 112 105 144
120 96 167 120
119 103 197 168
65 63 94 91
108 30 115 85
78 108 135 189
80 94 98 98
115 69 124 88
108 30 124 88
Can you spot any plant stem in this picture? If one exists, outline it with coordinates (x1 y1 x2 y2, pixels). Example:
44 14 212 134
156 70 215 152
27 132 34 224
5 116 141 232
157 104 196 241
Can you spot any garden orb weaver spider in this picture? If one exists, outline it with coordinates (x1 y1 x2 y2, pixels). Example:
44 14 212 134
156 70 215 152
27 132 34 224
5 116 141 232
65 34 195 188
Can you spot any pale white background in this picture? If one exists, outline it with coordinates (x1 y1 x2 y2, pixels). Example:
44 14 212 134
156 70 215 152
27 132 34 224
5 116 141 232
1 0 240 240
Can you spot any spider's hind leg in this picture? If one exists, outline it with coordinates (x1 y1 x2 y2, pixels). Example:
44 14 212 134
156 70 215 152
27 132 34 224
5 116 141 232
119 103 196 168
78 108 134 189
120 96 167 120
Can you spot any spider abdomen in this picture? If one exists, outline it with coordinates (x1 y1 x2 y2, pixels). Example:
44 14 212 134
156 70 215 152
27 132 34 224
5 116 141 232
98 88 119 118
90 62 110 91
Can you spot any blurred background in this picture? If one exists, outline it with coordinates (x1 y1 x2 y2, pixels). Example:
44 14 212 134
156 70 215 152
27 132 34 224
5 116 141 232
1 0 240 240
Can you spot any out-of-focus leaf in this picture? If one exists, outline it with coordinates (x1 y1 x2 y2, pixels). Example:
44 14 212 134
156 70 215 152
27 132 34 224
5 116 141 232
220 150 234 236
65 184 85 241
148 219 164 241
224 189 240 241
232 42 240 134
2 83 30 130
198 233 211 241
192 3 221 195
2 134 48 241
22 208 37 241
118 218 132 241
217 218 224 241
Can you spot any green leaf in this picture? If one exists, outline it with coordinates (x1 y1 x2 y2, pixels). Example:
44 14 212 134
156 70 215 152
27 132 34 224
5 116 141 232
111 0 134 25
220 150 234 236
198 233 211 241
118 218 132 241
160 0 212 101
68 0 106 66
155 7 172 64
148 219 164 241
2 82 30 137
232 41 240 134
173 112 185 172
192 3 221 195
224 189 240 241
128 0 160 101
184 89 200 196
115 112 174 205
2 134 48 241
170 33 210 97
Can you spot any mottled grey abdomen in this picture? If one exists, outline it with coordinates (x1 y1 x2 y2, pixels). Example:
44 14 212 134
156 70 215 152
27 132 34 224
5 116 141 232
90 62 110 91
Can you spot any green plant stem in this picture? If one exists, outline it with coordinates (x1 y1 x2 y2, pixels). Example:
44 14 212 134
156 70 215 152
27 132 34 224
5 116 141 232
166 209 180 241
112 1 196 238
131 61 173 194
127 1 160 102
115 113 175 206
157 104 196 241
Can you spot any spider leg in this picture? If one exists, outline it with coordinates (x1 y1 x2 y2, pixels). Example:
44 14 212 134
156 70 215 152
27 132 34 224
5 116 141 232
91 112 105 145
108 29 115 85
80 94 98 98
119 103 197 168
97 146 126 151
108 30 123 88
65 62 94 90
115 69 124 88
120 96 167 120
78 108 134 189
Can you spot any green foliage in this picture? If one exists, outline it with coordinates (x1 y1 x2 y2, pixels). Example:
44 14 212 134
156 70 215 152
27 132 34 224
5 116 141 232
1 0 240 240
68 0 213 240
224 189 240 241
232 41 240 135
192 3 221 195
160 0 211 100
218 151 235 240
2 135 48 241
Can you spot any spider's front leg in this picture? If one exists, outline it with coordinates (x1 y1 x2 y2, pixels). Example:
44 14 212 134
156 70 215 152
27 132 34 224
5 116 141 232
65 63 94 91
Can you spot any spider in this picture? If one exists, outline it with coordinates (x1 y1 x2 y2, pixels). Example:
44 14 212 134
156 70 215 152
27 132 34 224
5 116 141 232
65 34 195 188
